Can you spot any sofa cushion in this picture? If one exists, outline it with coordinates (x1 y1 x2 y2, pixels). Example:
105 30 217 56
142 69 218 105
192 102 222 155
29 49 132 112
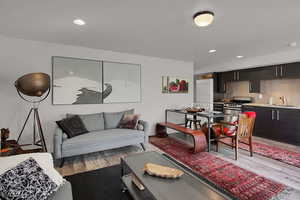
56 115 88 138
104 109 134 129
62 128 143 151
67 113 105 132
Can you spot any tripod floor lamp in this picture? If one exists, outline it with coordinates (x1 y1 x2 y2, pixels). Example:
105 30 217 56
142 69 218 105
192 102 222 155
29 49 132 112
15 73 50 152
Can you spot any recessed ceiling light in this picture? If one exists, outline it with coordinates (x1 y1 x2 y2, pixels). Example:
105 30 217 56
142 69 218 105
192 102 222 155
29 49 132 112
193 11 214 27
209 49 217 53
236 55 244 58
73 19 86 26
288 42 297 47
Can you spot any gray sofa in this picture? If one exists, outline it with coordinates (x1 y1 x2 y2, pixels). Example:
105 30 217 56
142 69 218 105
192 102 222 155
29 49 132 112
50 181 73 200
54 110 149 166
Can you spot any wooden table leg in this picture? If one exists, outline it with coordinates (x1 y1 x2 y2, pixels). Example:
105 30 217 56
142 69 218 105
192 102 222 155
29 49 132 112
207 117 211 152
193 115 198 130
190 132 207 153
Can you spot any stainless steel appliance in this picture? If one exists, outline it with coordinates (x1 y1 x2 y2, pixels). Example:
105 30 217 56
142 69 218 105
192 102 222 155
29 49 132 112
213 102 224 112
223 96 252 115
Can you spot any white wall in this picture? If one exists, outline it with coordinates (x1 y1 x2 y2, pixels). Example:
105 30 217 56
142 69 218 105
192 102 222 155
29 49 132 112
0 35 194 152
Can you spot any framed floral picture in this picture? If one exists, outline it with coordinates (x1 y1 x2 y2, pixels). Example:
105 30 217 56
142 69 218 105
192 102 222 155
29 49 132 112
162 76 189 93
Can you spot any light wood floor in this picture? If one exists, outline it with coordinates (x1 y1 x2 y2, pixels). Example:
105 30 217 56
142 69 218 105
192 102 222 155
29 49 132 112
56 134 300 199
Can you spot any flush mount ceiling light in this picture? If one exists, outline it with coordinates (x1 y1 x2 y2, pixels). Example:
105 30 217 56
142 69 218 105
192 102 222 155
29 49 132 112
209 49 217 53
73 19 86 26
193 11 214 27
236 55 244 58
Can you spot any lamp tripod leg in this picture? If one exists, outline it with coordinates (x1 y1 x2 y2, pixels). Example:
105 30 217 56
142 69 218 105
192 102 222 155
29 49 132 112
17 108 34 143
34 108 47 152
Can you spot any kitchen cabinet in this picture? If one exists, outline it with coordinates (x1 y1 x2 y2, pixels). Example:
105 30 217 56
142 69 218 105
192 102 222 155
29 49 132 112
255 66 277 80
214 72 227 93
214 62 300 85
242 105 300 145
213 73 220 93
249 79 260 93
242 106 274 139
282 62 300 78
258 62 300 79
235 69 250 81
222 71 235 82
218 79 227 93
275 108 300 144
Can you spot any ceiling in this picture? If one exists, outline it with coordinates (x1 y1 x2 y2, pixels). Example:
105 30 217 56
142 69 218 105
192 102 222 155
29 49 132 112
1 0 300 72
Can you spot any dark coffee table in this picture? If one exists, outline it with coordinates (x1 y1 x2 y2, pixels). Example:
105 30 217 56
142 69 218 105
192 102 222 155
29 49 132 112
121 151 233 200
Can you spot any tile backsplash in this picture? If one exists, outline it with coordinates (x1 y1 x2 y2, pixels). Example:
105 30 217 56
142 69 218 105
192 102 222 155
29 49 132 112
224 79 300 106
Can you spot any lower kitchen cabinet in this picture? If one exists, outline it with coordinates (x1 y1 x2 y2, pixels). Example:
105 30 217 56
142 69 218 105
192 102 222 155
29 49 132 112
242 105 300 146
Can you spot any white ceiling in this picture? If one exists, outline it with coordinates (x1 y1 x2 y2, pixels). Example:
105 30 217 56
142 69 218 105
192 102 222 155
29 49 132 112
1 0 300 72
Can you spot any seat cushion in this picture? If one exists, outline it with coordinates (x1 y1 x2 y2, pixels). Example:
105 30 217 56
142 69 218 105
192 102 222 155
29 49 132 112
62 128 143 151
67 113 105 132
104 109 134 129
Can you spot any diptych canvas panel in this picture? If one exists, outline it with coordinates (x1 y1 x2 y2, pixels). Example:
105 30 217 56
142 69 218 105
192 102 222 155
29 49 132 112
103 61 141 103
52 57 140 104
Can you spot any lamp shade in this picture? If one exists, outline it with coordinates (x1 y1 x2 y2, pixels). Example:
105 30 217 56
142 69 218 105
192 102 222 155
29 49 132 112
15 73 50 97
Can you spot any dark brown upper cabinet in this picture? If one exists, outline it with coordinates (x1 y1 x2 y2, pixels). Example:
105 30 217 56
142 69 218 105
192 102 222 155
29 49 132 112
255 66 277 80
222 71 235 82
281 62 300 78
235 70 248 81
249 79 260 93
213 72 225 93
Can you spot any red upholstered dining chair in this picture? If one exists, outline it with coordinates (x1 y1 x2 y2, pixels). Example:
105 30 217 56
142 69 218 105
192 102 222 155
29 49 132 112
212 112 256 160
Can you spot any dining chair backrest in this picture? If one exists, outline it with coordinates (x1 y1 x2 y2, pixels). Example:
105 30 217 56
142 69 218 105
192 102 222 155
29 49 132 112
237 112 256 138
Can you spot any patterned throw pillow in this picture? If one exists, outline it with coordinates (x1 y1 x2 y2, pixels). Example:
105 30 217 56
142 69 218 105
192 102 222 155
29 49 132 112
0 158 57 200
118 114 140 129
56 115 88 138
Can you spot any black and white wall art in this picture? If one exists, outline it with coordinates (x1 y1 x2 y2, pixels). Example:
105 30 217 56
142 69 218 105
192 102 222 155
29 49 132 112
52 57 140 104
103 61 141 103
52 57 104 104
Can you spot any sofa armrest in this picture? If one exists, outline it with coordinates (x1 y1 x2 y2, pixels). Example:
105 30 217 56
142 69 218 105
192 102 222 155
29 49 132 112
49 181 73 200
53 127 64 159
138 120 149 143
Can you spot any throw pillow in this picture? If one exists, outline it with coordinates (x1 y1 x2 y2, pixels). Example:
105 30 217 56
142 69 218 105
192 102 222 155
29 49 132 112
0 153 65 188
103 109 135 129
118 114 140 129
56 115 88 138
67 113 105 132
0 158 57 200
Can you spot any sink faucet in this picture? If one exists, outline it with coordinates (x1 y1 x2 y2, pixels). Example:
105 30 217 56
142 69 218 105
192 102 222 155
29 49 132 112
279 96 287 105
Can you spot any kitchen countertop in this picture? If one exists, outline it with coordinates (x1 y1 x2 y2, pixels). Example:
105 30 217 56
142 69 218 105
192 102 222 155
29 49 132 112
213 101 226 104
243 103 300 110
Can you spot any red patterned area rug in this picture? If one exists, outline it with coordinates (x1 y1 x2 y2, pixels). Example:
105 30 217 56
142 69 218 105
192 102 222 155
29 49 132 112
150 137 291 200
220 138 300 168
